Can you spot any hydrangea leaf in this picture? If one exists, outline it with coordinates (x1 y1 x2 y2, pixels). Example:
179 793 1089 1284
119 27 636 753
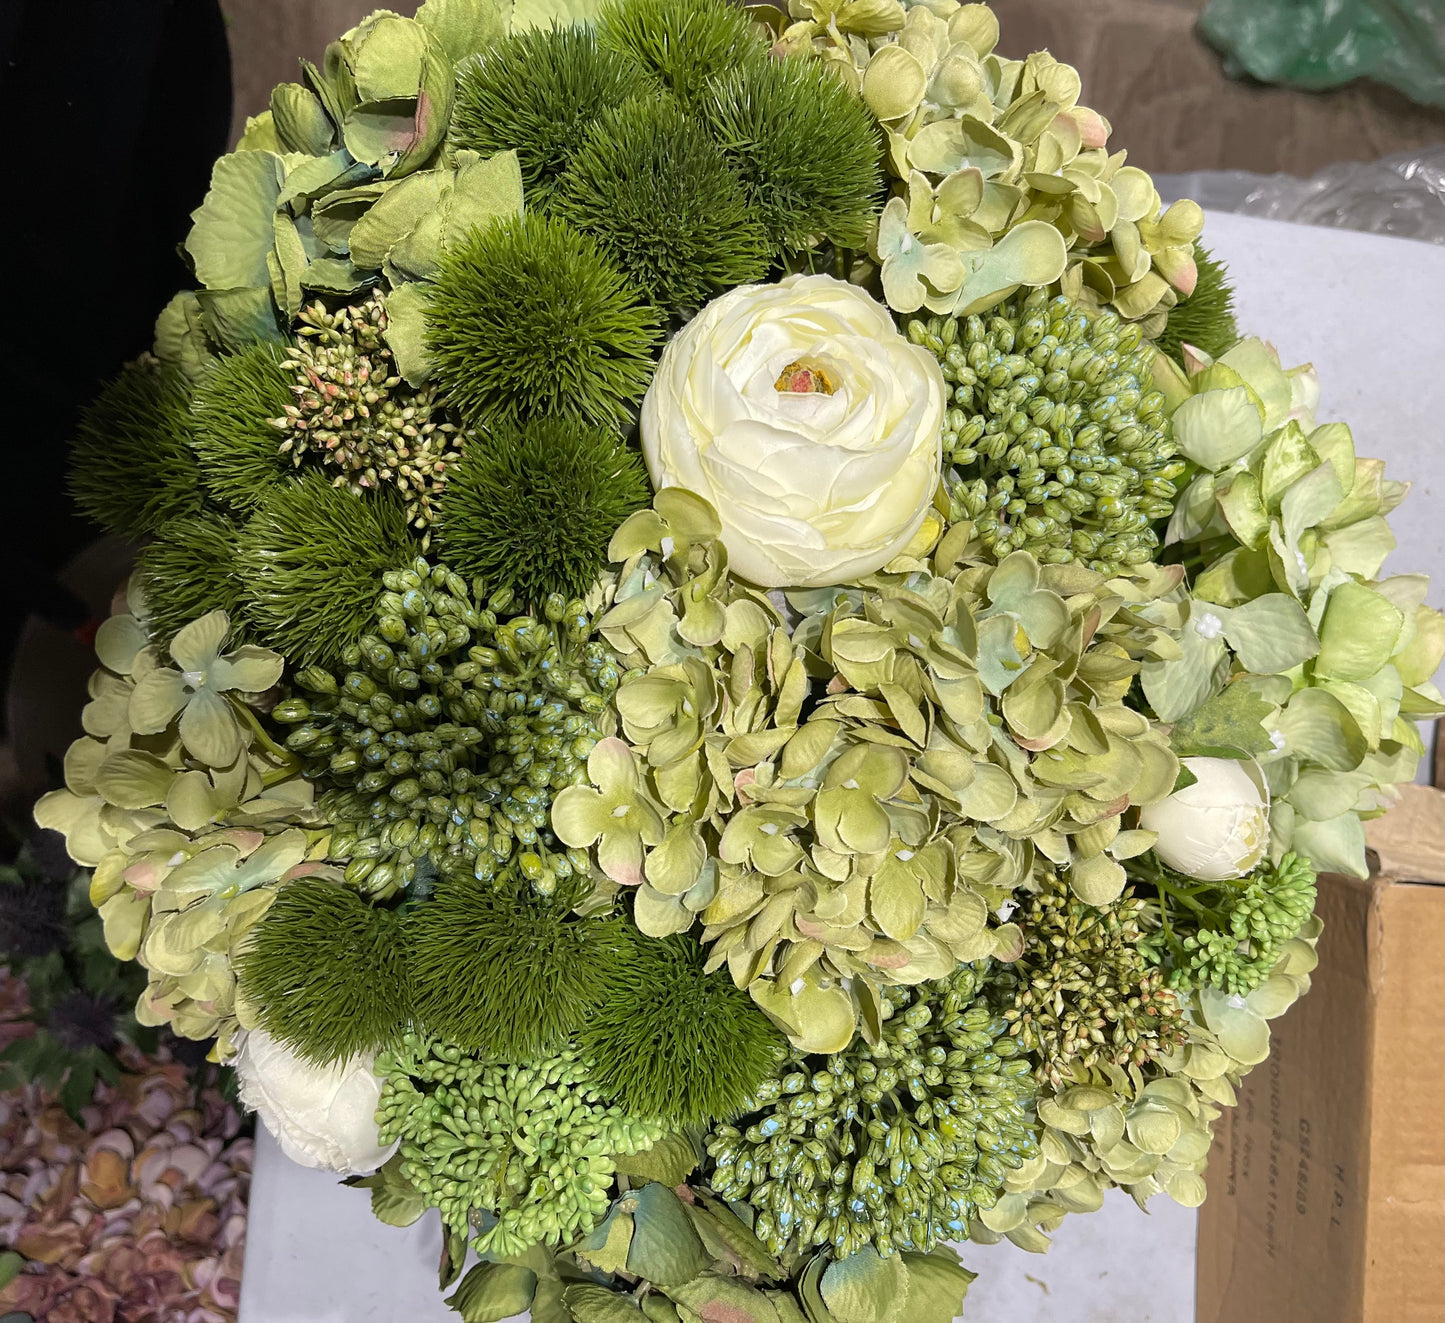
179 686 244 769
670 1275 784 1323
211 645 284 695
196 286 283 350
750 975 855 1054
512 0 603 32
1065 852 1125 905
1275 689 1366 772
1221 594 1319 674
445 1261 539 1321
1169 680 1275 758
819 1246 910 1323
1394 606 1445 687
94 614 148 676
1170 386 1262 469
613 1135 698 1189
186 150 286 290
1291 811 1368 879
271 82 335 154
1316 581 1404 682
1141 608 1227 723
1323 516 1396 579
625 1184 711 1290
381 280 433 385
863 45 928 120
562 1283 647 1321
98 889 150 961
128 669 190 734
896 1249 975 1323
415 0 509 63
1220 339 1292 432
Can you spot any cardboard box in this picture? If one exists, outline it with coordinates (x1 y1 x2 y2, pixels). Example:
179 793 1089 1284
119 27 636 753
1196 784 1445 1323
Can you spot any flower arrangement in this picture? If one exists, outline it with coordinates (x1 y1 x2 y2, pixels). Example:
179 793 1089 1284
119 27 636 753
35 0 1442 1318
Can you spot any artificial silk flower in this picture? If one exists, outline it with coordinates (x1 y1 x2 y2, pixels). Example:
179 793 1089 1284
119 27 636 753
234 1029 395 1176
640 273 945 588
1140 756 1270 881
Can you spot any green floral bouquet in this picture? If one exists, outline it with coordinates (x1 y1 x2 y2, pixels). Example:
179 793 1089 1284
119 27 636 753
36 0 1442 1318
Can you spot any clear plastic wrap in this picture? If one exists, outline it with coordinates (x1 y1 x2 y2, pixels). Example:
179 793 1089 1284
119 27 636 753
1155 144 1445 244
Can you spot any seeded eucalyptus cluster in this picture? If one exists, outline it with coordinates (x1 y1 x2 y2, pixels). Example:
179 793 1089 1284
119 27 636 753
270 558 618 898
910 289 1184 574
996 874 1188 1088
376 1035 663 1258
708 966 1039 1261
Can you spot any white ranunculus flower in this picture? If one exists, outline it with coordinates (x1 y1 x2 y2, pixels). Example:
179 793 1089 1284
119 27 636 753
1140 756 1270 881
641 273 945 588
235 1029 395 1176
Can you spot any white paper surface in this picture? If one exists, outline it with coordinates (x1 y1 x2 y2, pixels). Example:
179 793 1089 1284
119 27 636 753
238 211 1445 1323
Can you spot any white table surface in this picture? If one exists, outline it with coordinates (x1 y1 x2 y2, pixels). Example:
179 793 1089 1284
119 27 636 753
238 212 1445 1323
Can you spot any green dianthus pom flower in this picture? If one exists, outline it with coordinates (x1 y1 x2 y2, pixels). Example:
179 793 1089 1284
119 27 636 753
1156 243 1239 364
70 359 201 540
133 510 247 648
438 414 649 607
406 874 628 1061
450 24 643 207
910 289 1185 574
599 0 763 106
702 55 883 256
236 879 410 1066
581 931 784 1128
707 965 1038 1260
188 342 290 514
426 214 661 429
238 472 419 667
555 94 771 314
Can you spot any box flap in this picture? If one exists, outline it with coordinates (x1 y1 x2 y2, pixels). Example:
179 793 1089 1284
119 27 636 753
1363 783 1444 885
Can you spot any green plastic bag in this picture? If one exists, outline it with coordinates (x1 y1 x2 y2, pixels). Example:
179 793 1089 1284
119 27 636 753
1199 0 1445 108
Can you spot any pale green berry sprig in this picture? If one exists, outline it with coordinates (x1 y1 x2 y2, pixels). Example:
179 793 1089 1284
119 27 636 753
375 1034 662 1258
909 289 1184 575
706 965 1038 1261
270 558 618 898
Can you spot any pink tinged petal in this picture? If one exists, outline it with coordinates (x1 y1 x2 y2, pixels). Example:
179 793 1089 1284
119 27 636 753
597 828 646 887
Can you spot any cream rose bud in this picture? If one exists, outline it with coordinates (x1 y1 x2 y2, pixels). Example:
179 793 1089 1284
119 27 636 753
641 273 945 588
235 1029 395 1176
1139 756 1270 881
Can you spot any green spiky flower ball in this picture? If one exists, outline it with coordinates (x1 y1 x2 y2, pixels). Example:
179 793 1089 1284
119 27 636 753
189 342 290 513
702 55 883 255
438 415 649 607
269 559 619 896
427 214 661 429
580 932 784 1128
910 289 1185 574
599 0 763 106
133 510 246 647
450 24 644 207
708 965 1038 1260
1157 243 1239 364
237 879 410 1066
238 472 419 667
70 358 201 539
406 874 628 1061
555 95 771 314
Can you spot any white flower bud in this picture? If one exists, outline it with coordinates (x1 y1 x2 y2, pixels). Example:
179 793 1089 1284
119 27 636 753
235 1029 395 1176
1139 756 1270 881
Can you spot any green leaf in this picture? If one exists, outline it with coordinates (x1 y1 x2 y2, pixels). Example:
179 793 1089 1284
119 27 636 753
445 1261 539 1322
1171 385 1262 469
898 1248 976 1323
1291 811 1368 879
271 82 336 155
0 1249 25 1291
196 286 283 351
625 1183 711 1289
348 168 452 269
951 221 1068 316
575 1207 636 1275
564 1283 649 1322
1170 680 1275 758
60 1060 97 1118
513 0 604 32
153 291 217 383
345 1152 427 1227
439 1226 468 1290
93 749 176 809
416 0 510 62
669 1274 784 1323
1317 581 1404 683
1221 593 1319 674
612 1132 698 1187
1275 688 1366 772
381 280 434 386
820 1247 910 1323
186 151 286 289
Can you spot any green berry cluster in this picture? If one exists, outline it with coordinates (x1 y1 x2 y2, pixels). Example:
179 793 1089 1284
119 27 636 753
706 967 1038 1260
269 558 619 898
997 875 1187 1088
273 294 463 538
375 1035 662 1258
908 290 1184 575
1141 852 1318 996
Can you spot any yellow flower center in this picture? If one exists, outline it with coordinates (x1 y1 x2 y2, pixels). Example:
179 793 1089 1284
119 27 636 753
774 360 836 395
